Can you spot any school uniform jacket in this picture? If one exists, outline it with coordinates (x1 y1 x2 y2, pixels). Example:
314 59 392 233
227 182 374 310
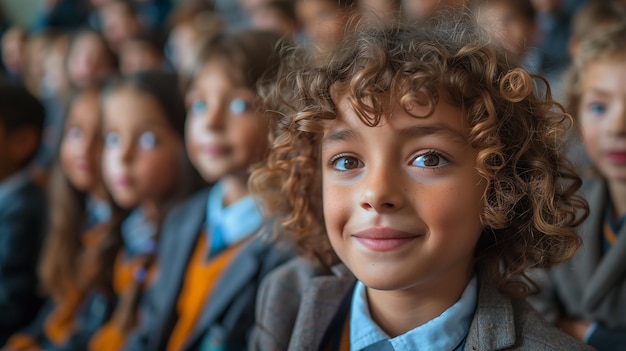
0 179 46 345
528 176 626 350
124 188 293 351
251 257 593 351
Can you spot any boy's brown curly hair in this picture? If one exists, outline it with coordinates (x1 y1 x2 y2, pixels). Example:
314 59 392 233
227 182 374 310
250 12 589 296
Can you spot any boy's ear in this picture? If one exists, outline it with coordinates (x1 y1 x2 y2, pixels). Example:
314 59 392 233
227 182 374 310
7 126 41 165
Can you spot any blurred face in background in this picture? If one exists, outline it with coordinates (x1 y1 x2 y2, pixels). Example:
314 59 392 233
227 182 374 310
295 0 350 53
185 60 269 184
100 1 141 52
118 39 163 75
60 90 104 194
102 85 184 209
1 27 27 76
476 1 536 57
578 55 626 185
66 31 114 89
401 0 466 20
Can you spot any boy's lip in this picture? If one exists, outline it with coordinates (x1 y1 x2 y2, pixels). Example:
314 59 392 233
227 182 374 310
352 227 421 252
201 143 231 156
114 176 132 187
605 150 626 163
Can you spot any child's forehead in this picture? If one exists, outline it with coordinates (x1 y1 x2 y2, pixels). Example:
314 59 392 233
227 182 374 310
324 91 469 139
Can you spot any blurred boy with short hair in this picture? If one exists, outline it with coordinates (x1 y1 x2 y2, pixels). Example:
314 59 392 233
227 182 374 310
0 82 47 346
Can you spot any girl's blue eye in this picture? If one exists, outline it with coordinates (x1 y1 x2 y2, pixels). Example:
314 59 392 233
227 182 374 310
412 152 449 168
191 100 207 115
104 132 120 147
588 102 606 116
331 156 364 171
229 98 250 115
67 127 82 140
139 131 157 149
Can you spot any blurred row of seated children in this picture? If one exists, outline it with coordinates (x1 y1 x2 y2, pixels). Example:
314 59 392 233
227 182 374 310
1 27 293 351
0 83 47 346
4 68 199 350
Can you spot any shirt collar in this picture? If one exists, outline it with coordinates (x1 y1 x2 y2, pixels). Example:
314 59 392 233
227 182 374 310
85 196 112 229
351 275 478 351
121 207 157 256
205 180 263 254
0 170 31 202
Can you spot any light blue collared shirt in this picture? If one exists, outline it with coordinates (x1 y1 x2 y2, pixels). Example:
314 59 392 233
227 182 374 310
121 208 157 256
205 180 263 257
0 170 30 202
350 275 478 351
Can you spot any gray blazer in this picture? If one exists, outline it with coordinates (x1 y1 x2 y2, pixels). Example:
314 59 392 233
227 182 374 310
125 188 293 351
251 257 593 351
528 176 626 350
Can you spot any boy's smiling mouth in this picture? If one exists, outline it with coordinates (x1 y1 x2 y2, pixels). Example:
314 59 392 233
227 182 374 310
351 227 422 252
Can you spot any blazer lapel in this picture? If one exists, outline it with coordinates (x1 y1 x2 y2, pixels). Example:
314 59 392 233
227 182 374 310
155 192 208 329
183 237 265 348
289 264 356 350
582 180 626 309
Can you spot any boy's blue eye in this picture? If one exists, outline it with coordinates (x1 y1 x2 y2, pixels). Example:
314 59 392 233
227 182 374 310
104 132 120 147
331 156 364 171
588 102 607 116
190 100 207 115
229 98 250 115
139 131 157 149
412 152 449 168
67 127 82 140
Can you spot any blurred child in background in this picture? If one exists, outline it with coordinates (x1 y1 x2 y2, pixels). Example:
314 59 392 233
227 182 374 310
294 0 357 60
1 27 27 84
528 22 626 351
165 4 223 91
474 0 539 73
3 86 111 351
0 83 46 347
249 14 591 351
118 30 167 75
85 70 201 351
98 0 141 53
66 29 116 91
249 0 298 43
124 29 293 351
563 1 626 173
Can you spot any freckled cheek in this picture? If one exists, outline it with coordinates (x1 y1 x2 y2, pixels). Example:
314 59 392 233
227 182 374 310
424 184 483 227
322 183 353 235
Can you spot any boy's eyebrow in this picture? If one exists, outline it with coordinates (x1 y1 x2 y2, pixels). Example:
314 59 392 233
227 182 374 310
322 128 359 145
400 124 468 144
583 88 612 97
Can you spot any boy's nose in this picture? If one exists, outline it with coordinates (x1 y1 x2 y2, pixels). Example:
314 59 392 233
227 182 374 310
119 142 134 163
203 105 226 131
359 164 405 213
607 104 626 135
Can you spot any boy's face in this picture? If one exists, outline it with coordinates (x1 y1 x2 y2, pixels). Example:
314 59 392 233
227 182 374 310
185 61 269 183
579 57 626 184
321 94 485 293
